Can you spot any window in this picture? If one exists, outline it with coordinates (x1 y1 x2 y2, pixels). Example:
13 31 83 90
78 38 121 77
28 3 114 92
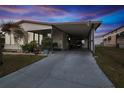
108 36 111 41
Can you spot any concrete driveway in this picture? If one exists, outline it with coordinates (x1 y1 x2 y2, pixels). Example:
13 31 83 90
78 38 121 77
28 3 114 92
0 50 113 88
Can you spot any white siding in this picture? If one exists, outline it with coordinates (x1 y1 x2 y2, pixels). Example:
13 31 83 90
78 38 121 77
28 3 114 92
53 30 64 49
35 33 38 42
5 33 11 44
39 35 43 44
28 32 33 43
62 33 69 50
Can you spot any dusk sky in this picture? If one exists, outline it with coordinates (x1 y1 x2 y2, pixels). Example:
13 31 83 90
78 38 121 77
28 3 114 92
0 5 124 37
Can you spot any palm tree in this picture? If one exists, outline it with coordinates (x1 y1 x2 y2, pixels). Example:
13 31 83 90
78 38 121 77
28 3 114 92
1 21 28 43
0 21 28 65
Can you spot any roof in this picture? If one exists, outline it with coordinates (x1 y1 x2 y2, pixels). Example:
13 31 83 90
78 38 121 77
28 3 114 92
103 25 124 37
15 20 101 39
51 21 101 30
16 20 101 28
16 20 51 26
51 21 101 39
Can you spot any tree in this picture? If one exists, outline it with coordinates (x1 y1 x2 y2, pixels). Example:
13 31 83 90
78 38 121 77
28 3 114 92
0 21 28 65
1 21 28 43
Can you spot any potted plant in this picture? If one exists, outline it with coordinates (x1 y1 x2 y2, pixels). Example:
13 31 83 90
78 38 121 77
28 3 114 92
42 37 52 54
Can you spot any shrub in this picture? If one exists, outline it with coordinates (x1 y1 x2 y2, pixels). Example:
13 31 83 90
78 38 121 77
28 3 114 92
21 44 30 52
21 41 37 53
42 37 52 50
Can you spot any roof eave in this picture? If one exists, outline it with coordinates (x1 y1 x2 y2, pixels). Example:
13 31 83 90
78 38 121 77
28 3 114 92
15 20 51 26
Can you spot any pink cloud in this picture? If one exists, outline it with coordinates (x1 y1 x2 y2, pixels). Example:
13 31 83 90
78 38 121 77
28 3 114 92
33 6 69 17
0 6 30 14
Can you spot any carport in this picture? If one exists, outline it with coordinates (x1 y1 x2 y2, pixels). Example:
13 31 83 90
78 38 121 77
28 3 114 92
51 21 101 54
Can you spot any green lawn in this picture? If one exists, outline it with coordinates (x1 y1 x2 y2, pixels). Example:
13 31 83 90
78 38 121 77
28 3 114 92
0 55 45 78
95 46 124 88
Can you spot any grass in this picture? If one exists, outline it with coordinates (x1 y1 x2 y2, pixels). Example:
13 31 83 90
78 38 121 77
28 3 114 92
95 46 124 88
0 55 45 78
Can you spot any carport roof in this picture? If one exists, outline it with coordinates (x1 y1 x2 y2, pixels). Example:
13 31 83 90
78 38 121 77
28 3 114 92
51 21 101 39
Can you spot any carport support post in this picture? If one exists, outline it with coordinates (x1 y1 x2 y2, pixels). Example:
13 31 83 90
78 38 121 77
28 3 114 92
88 33 91 51
51 29 53 53
87 26 95 55
90 28 95 55
92 28 95 54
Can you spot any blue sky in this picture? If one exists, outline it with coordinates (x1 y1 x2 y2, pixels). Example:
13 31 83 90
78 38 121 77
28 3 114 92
0 5 124 36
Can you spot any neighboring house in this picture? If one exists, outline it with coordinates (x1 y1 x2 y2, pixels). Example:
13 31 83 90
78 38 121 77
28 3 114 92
103 26 124 48
3 20 101 53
